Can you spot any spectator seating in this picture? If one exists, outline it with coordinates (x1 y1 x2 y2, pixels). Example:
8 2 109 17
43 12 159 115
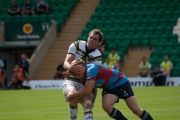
0 0 77 31
77 0 180 76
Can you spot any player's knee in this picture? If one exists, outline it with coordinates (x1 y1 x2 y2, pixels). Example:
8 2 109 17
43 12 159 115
82 100 92 111
102 104 112 114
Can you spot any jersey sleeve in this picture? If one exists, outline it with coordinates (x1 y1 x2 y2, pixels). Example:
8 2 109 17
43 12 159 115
67 42 76 55
86 65 98 81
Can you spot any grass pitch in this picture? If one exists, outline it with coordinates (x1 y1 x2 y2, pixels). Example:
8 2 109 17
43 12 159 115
0 87 180 120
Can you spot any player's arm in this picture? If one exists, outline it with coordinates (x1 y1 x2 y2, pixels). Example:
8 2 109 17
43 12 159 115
63 43 83 74
64 54 75 70
67 80 95 100
63 43 76 70
91 88 97 104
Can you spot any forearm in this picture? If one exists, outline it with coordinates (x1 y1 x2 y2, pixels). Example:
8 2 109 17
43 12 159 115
63 61 71 70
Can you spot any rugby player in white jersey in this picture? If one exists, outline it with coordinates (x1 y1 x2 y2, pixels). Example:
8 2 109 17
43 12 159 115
62 29 104 120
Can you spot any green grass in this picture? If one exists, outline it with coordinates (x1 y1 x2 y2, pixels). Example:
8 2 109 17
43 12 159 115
0 87 180 120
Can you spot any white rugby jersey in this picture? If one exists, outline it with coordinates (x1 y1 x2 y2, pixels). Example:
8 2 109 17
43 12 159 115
68 40 102 65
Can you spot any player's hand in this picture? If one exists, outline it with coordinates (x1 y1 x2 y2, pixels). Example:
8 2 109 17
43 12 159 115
66 94 73 101
69 64 83 74
62 71 71 77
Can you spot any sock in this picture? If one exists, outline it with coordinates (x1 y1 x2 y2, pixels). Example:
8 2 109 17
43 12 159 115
109 108 127 120
84 109 93 120
140 110 153 120
68 105 78 120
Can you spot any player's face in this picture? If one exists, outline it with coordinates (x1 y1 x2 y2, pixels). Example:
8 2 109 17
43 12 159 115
87 33 101 50
71 65 86 80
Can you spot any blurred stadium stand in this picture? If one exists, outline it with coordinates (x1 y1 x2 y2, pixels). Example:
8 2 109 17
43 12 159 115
1 0 180 81
77 0 180 77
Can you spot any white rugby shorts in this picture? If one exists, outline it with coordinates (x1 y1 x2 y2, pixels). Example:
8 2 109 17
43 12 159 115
62 80 85 102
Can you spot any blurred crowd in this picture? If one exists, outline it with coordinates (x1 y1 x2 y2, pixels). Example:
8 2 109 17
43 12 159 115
137 55 173 86
97 41 173 87
8 0 49 16
0 54 30 90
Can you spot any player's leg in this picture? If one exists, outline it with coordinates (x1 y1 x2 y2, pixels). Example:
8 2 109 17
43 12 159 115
125 96 153 120
80 94 93 120
62 81 79 120
102 93 127 120
123 81 153 120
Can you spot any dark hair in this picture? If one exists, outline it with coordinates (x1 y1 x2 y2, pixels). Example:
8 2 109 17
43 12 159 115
89 29 104 42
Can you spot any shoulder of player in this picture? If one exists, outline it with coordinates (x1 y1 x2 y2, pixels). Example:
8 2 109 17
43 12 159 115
73 40 86 46
87 64 98 70
75 40 86 44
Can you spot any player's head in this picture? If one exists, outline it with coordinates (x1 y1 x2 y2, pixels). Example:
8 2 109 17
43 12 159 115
164 55 169 61
87 29 104 50
70 58 86 79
